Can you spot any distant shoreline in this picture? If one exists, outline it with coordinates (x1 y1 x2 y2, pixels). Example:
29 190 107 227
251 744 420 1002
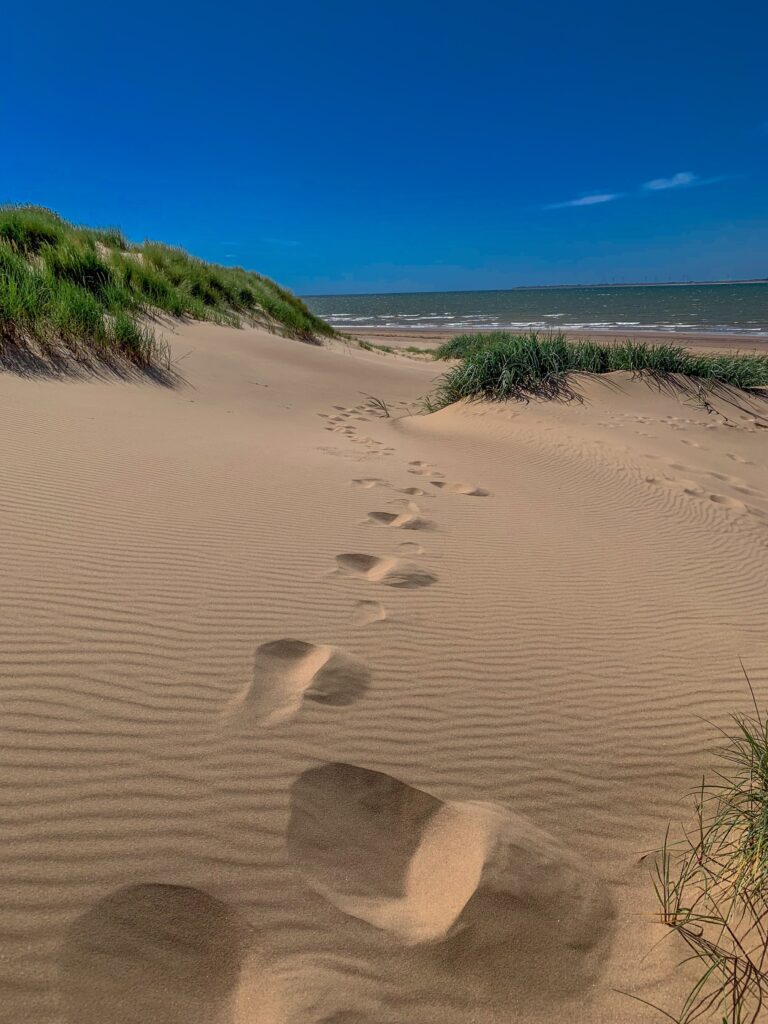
304 279 768 299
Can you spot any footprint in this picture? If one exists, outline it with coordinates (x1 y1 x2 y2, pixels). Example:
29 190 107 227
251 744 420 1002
709 494 747 511
727 454 754 465
287 764 613 997
336 554 437 589
59 884 249 1024
351 600 387 626
407 461 438 476
656 478 705 497
708 471 735 483
226 639 371 726
398 486 427 496
431 481 490 497
352 478 389 489
367 510 436 531
397 541 425 555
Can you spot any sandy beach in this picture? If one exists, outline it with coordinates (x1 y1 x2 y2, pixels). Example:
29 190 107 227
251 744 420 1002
1 322 767 1024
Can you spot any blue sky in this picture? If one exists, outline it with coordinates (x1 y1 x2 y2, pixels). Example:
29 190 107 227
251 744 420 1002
4 0 767 294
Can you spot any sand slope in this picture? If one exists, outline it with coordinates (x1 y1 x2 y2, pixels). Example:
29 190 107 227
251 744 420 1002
0 323 767 1023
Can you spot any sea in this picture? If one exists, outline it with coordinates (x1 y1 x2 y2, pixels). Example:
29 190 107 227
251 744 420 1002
304 282 768 336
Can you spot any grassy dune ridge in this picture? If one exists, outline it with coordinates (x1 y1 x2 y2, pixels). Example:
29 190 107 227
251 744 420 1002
430 332 768 405
0 206 333 367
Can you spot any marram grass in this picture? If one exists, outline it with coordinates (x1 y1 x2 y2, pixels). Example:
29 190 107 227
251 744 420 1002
642 670 768 1024
429 332 768 406
0 205 333 369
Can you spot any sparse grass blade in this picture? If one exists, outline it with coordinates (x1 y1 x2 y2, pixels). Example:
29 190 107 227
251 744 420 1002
640 671 768 1023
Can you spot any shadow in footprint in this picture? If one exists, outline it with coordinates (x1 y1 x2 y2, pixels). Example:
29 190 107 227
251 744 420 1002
227 639 371 726
367 511 436 531
351 600 387 626
287 764 614 1006
336 554 437 589
59 884 248 1024
431 481 490 497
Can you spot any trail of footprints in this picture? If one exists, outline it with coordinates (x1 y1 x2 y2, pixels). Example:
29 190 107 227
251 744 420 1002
66 398 766 1021
642 454 768 523
318 401 396 457
236 437 491 727
64 402 498 1024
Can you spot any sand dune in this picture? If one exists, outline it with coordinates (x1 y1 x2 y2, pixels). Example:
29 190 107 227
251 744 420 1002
0 322 767 1023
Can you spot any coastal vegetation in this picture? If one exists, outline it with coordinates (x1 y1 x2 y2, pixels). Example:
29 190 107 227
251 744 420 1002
0 205 333 369
650 674 768 1023
429 332 768 405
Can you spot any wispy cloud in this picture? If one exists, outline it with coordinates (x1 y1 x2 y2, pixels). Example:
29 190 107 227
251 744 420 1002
642 171 696 191
547 170 729 210
545 192 621 210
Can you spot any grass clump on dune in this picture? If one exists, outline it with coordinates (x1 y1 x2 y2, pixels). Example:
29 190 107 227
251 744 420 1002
0 205 333 370
648 673 768 1023
429 332 768 406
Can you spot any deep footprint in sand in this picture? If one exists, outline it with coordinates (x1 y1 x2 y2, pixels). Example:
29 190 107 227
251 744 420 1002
60 884 250 1024
367 508 436 531
226 639 371 726
350 600 387 626
431 481 490 497
709 493 748 511
287 763 614 999
336 553 437 589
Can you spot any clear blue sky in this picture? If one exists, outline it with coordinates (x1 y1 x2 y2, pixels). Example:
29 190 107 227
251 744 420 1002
4 0 767 294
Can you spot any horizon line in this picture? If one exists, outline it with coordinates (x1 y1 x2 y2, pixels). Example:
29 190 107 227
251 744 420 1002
301 277 768 298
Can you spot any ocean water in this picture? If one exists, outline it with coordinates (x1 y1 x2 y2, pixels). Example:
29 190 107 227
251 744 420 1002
304 283 768 336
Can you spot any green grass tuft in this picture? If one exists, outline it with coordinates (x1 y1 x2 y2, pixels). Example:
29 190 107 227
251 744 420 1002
429 332 768 406
0 204 334 370
648 669 768 1023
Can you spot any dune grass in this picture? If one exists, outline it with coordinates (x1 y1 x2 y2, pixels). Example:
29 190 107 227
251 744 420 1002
647 672 768 1023
0 205 333 369
429 332 768 406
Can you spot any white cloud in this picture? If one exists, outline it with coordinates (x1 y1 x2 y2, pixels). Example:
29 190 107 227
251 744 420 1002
642 171 697 191
546 170 729 210
546 192 621 210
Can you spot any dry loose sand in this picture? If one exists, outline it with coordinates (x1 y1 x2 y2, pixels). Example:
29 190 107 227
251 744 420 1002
1 322 767 1023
